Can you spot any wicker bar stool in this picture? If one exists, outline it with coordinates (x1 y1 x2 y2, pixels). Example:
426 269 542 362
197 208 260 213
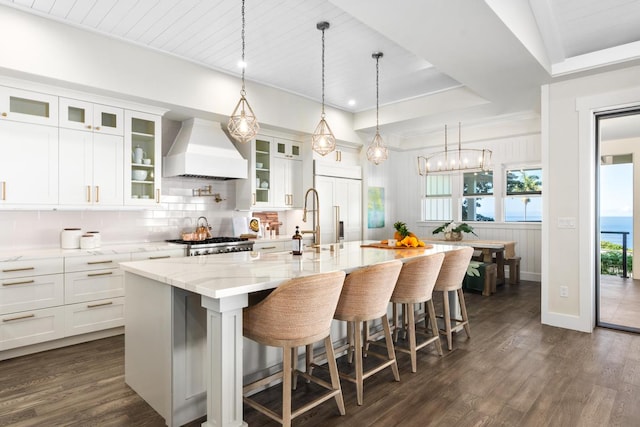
242 270 346 427
390 252 445 372
310 260 403 406
434 246 474 351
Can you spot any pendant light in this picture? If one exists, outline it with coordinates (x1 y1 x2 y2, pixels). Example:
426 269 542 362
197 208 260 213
311 21 336 156
228 0 259 143
417 123 492 175
366 52 388 165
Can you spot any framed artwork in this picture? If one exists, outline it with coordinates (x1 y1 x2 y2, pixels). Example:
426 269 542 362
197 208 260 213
368 187 385 228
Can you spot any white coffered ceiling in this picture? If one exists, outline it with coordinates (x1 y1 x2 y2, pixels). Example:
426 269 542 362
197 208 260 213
2 0 640 142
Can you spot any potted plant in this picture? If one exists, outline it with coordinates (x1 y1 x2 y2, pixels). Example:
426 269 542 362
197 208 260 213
432 221 477 241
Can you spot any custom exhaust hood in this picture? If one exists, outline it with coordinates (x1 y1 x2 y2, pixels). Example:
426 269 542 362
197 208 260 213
163 118 248 180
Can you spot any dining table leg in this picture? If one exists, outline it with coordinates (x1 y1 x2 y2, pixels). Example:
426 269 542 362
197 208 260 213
481 248 505 285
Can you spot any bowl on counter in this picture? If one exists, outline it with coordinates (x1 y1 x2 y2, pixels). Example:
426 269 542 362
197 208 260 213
132 170 148 181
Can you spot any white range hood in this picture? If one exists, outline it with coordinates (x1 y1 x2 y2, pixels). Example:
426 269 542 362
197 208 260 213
163 118 248 180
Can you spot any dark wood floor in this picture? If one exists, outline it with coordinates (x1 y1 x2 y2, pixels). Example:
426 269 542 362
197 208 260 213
2 280 640 426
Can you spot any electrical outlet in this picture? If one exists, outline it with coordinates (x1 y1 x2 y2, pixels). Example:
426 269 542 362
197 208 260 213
560 286 569 298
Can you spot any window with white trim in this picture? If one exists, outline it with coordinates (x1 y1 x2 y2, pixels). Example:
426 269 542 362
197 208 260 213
462 171 495 221
505 167 542 222
422 175 452 221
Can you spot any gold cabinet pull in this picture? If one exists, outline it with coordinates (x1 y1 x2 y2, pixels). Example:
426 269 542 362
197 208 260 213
2 266 35 273
95 186 100 203
86 124 92 130
1 181 6 200
1 112 7 117
95 126 101 131
87 301 113 308
155 188 160 203
149 255 170 260
259 246 276 250
252 193 256 205
87 271 113 277
87 185 91 202
3 313 35 322
87 260 113 265
2 279 35 286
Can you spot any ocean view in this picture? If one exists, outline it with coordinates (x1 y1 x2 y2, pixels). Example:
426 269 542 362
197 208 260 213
601 216 633 249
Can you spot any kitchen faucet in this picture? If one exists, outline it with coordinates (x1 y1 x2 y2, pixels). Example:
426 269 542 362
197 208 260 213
301 188 320 251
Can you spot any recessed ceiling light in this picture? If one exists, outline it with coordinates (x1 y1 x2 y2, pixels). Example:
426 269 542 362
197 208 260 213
348 99 356 106
238 60 247 69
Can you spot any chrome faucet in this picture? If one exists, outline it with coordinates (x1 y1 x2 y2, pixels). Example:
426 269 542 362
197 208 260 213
301 188 320 251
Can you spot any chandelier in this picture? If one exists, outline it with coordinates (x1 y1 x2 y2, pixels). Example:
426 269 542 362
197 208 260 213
311 21 336 156
417 123 491 175
366 52 388 165
228 0 259 143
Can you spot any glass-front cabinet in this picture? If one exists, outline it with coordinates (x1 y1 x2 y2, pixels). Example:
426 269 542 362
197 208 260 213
124 111 161 205
59 97 123 136
0 86 58 126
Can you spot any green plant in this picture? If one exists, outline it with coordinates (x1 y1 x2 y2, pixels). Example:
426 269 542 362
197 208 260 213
432 221 477 236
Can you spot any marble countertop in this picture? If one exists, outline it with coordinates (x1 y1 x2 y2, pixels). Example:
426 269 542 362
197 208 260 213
120 240 464 300
0 242 186 262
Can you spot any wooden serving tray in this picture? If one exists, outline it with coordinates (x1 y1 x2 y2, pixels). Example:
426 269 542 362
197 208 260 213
360 243 433 250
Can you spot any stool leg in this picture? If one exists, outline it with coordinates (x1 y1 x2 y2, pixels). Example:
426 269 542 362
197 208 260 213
427 300 443 356
354 320 364 405
407 304 417 373
282 346 292 427
324 335 345 415
392 303 399 342
458 288 471 339
347 321 354 364
363 320 370 357
291 347 298 390
442 290 453 351
382 314 400 381
305 344 314 377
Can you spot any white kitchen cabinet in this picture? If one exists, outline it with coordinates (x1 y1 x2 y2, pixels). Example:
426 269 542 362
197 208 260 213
125 111 162 205
64 296 125 336
0 85 58 126
0 257 64 316
64 268 125 304
274 139 302 160
313 143 360 166
0 306 66 351
130 248 185 261
58 128 124 206
252 240 288 253
0 120 58 205
315 175 362 244
236 137 273 209
272 155 303 208
59 97 123 136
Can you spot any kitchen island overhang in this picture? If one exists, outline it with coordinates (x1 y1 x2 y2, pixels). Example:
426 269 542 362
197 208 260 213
120 241 464 427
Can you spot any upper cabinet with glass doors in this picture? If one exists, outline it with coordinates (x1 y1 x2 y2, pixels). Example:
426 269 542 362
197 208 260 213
124 111 161 205
59 98 123 136
0 86 58 126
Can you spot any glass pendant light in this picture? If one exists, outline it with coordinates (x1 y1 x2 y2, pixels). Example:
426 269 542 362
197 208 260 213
366 52 388 165
311 21 336 156
228 0 259 143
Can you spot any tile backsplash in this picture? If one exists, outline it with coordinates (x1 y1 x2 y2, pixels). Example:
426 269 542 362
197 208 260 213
0 177 304 250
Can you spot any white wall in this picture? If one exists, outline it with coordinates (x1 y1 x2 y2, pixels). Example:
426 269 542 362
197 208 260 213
542 64 640 332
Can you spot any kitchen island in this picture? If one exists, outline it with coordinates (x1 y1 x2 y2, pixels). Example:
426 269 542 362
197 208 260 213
119 240 462 427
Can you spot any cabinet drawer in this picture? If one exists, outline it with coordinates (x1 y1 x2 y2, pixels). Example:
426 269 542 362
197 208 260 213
64 297 124 336
65 269 124 304
0 273 64 315
0 306 65 351
253 241 287 253
0 258 63 280
130 248 185 261
64 253 130 273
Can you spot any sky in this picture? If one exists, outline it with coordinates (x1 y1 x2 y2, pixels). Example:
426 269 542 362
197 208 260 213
600 163 633 217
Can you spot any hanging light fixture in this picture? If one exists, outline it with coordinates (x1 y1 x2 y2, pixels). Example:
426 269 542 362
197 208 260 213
228 0 259 143
311 21 336 156
417 123 492 175
366 52 388 165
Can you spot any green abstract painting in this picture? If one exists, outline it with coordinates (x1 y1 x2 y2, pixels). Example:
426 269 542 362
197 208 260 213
368 187 385 228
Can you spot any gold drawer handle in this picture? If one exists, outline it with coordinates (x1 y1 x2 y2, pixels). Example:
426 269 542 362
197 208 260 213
260 246 277 250
149 255 170 260
3 313 35 322
87 301 113 308
2 266 35 273
87 260 113 265
1 181 5 201
87 271 113 277
2 279 35 286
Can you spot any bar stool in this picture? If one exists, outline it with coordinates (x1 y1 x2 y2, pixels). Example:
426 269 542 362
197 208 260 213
242 270 346 427
311 260 403 406
390 252 445 372
434 246 474 351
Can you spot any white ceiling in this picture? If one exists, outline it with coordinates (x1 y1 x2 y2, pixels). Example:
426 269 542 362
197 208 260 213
2 0 640 142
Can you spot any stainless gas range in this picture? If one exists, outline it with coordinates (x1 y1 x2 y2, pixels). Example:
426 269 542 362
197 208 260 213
166 237 253 256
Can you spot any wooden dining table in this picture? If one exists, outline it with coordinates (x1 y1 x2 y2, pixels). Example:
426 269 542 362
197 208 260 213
422 238 517 285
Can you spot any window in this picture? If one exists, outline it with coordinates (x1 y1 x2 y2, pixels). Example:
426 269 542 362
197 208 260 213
462 171 494 221
505 168 542 222
422 175 452 221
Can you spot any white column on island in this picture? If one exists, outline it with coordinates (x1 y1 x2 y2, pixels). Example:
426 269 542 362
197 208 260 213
201 294 248 427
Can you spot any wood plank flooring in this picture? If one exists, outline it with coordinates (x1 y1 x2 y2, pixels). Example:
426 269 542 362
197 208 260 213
600 274 640 330
2 280 640 426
